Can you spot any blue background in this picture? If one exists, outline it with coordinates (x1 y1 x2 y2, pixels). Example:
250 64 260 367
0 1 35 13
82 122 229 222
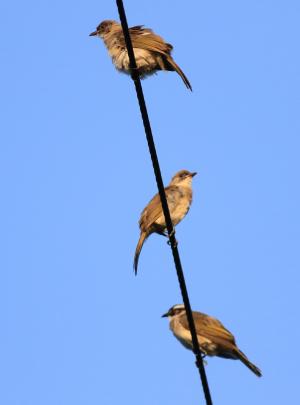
1 1 299 404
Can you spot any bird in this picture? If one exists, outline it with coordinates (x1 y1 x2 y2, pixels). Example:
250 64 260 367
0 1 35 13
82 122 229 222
162 304 262 377
133 170 196 274
89 20 192 90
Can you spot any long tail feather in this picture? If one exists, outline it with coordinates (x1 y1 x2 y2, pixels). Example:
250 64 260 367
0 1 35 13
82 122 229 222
133 232 147 275
235 349 262 377
166 56 192 91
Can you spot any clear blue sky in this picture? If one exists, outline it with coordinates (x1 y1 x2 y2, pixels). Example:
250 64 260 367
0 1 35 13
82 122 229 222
1 1 299 404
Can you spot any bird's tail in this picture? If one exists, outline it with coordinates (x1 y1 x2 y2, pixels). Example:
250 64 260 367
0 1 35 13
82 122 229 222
234 348 262 377
165 56 192 91
133 232 147 275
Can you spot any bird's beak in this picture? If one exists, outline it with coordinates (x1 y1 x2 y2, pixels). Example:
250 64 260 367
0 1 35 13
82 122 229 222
89 31 98 37
161 312 169 318
191 172 197 177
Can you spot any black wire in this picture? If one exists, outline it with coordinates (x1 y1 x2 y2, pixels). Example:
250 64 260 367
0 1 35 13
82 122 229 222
115 1 213 404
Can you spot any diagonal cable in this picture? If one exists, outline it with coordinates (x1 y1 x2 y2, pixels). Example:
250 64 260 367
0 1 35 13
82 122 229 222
115 1 213 404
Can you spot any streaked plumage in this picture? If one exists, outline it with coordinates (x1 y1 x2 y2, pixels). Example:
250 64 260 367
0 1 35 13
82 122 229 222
90 20 192 90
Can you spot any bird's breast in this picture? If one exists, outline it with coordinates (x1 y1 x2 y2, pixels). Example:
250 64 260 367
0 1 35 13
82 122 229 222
105 42 161 76
166 187 192 226
170 317 218 356
170 318 193 350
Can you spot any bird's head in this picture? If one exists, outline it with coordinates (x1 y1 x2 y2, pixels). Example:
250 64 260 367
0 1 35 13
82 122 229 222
170 170 197 186
89 20 117 38
162 304 186 319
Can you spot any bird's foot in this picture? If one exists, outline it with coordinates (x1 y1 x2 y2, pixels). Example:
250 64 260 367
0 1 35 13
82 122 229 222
195 351 208 368
167 229 177 246
169 228 176 238
157 230 169 238
167 239 178 247
195 355 208 368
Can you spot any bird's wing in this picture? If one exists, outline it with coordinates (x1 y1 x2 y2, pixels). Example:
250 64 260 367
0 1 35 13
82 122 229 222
138 185 174 229
139 192 163 230
130 25 145 31
116 25 173 54
182 312 236 345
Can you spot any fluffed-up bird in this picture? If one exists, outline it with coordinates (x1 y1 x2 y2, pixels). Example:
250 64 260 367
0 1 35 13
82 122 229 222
162 304 262 377
134 170 196 274
89 20 192 90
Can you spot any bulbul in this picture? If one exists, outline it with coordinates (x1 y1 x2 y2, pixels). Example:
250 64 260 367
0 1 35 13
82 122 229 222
89 20 192 90
162 304 262 377
134 170 196 274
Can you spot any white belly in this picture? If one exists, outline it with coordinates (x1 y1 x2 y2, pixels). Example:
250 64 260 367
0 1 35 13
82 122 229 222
109 47 158 76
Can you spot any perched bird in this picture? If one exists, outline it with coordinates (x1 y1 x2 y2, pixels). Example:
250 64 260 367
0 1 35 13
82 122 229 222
134 170 196 274
162 304 262 377
89 20 192 90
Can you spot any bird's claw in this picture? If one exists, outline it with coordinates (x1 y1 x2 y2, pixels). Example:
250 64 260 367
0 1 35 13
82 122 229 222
195 356 207 368
167 229 177 246
167 238 178 247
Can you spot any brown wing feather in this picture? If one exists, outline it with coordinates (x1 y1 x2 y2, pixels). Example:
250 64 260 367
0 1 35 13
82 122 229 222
115 25 173 55
139 193 163 231
180 311 261 376
181 312 236 345
139 185 179 231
